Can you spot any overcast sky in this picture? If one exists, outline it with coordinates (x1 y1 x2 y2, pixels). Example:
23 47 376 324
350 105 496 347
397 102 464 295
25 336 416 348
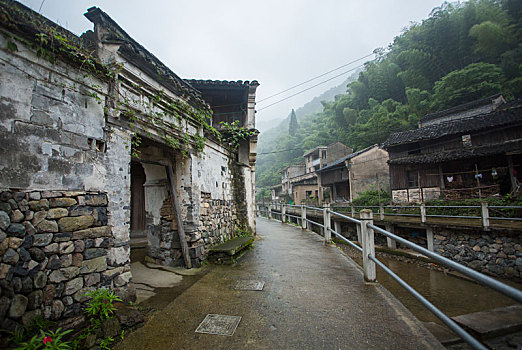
18 0 444 129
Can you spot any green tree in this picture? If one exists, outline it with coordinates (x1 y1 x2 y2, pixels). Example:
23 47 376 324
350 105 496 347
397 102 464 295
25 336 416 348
431 62 505 109
288 109 298 136
469 20 514 61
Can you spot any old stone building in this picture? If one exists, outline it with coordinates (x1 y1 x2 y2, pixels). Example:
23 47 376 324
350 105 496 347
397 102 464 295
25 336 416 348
317 145 389 203
0 1 258 328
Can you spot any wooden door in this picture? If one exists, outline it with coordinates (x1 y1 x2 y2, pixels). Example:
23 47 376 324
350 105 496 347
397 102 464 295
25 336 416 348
130 162 146 237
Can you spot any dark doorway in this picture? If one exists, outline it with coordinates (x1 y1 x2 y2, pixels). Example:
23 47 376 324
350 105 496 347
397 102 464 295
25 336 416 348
130 161 146 238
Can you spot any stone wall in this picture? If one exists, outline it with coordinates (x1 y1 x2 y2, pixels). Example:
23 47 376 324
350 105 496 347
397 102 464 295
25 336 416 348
392 187 440 203
198 193 238 245
0 189 134 332
328 214 522 281
433 228 522 281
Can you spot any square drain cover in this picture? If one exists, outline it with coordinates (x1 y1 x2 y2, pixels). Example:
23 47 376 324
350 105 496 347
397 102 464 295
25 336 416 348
195 314 241 336
235 280 265 291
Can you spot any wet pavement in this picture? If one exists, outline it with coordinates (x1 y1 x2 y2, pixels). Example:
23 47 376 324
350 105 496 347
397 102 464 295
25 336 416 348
116 217 443 349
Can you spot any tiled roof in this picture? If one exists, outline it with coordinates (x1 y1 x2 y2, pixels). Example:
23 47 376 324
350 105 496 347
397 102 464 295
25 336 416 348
185 80 259 89
316 145 377 173
383 105 522 148
419 94 503 125
303 146 327 157
389 139 522 165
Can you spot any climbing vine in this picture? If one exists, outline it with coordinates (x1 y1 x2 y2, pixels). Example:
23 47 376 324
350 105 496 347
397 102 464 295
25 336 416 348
219 120 255 150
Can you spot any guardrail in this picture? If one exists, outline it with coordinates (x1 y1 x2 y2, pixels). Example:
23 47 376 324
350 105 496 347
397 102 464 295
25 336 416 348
329 203 522 229
257 202 522 350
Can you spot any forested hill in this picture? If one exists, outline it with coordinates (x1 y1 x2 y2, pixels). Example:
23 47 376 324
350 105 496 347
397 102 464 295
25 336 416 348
256 74 359 189
255 0 522 198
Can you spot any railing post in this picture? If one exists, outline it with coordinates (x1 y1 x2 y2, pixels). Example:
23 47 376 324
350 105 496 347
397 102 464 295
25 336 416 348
481 202 489 229
356 224 362 244
323 203 331 244
360 209 376 282
420 203 426 223
281 204 286 223
426 227 434 252
385 224 396 249
301 205 307 230
379 204 384 221
334 220 341 238
351 204 355 217
269 203 273 219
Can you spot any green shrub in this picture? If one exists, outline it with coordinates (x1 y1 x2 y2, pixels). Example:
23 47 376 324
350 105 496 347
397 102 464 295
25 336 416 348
352 189 391 207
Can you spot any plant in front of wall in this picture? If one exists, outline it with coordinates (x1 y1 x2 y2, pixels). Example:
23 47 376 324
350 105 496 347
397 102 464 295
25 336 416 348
99 336 114 350
13 328 73 350
84 288 122 322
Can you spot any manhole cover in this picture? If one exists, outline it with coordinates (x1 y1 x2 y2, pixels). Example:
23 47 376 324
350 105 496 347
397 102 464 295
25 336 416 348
235 280 265 291
195 314 241 336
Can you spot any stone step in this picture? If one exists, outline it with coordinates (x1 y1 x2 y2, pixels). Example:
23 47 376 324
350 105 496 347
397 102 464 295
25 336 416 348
208 236 254 264
452 304 522 339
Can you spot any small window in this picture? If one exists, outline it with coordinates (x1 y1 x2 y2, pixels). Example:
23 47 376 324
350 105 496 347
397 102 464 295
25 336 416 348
407 171 419 188
462 134 472 147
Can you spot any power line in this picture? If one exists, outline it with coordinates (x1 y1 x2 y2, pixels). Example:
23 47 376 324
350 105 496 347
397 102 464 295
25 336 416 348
257 63 368 112
258 147 303 155
257 53 374 103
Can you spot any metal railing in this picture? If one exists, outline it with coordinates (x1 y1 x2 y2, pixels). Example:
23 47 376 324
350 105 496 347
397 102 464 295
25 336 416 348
330 202 522 228
256 202 522 350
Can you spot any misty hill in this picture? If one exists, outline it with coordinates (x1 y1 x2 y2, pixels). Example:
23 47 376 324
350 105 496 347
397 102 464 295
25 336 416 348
257 74 357 136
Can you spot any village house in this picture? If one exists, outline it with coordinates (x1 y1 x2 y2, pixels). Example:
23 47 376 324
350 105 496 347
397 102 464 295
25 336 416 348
0 1 258 328
269 183 283 201
316 145 389 203
272 142 352 204
383 95 522 203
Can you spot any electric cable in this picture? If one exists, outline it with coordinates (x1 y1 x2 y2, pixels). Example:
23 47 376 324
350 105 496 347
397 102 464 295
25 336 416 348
257 53 374 103
257 64 367 112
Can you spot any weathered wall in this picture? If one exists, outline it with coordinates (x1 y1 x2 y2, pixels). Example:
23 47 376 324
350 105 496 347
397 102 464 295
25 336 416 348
0 33 112 191
392 187 441 203
294 184 318 204
350 147 389 199
326 142 352 165
0 33 136 331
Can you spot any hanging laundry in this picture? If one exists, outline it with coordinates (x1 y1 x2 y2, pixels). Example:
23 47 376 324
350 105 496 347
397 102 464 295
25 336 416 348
491 168 498 178
475 173 483 179
447 176 454 183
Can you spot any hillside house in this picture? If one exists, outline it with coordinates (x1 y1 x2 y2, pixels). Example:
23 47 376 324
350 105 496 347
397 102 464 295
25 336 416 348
270 183 283 201
317 145 389 203
383 95 522 203
0 1 258 326
272 143 352 204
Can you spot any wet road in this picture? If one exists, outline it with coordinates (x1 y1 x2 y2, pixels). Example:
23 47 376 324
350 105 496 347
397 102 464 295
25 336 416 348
116 218 443 349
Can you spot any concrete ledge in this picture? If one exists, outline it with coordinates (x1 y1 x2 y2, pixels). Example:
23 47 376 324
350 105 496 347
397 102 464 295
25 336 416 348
452 304 522 339
208 236 254 264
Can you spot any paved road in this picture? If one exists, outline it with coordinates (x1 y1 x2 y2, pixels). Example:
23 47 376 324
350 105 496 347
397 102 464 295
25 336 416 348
117 217 443 349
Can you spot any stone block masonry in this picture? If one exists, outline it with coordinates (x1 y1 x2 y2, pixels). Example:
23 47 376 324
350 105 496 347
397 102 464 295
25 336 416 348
433 228 522 281
198 193 238 249
0 190 134 332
